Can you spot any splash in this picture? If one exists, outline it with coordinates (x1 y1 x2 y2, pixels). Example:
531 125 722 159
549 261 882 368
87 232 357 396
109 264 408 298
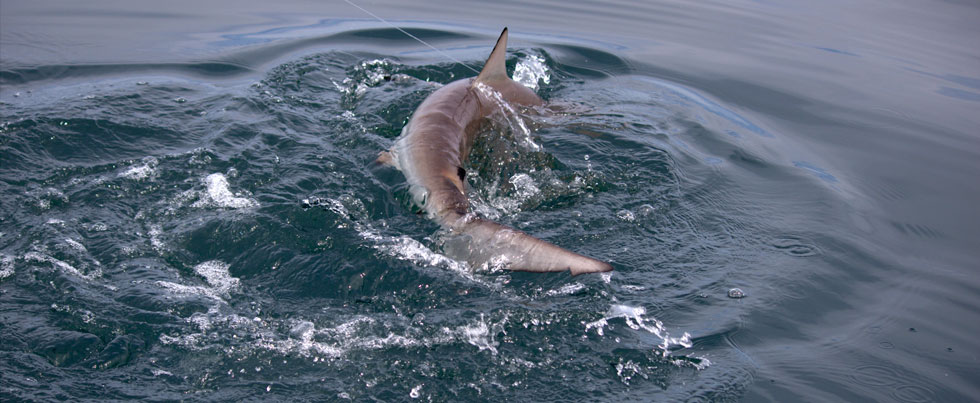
160 307 508 362
155 260 238 302
147 224 165 251
474 82 541 152
155 280 227 303
585 304 707 367
0 254 14 280
193 260 240 295
333 59 426 106
513 54 551 91
330 195 505 288
118 156 159 180
469 173 544 218
190 173 259 209
22 251 102 280
543 282 586 297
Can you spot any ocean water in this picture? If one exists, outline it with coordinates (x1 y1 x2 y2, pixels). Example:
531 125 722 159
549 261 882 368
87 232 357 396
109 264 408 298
1 0 978 401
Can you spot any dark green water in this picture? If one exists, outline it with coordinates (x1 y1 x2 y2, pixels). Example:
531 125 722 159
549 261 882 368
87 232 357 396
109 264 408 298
2 0 978 401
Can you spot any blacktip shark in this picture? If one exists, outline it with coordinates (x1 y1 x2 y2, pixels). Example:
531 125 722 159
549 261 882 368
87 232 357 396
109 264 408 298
378 28 612 276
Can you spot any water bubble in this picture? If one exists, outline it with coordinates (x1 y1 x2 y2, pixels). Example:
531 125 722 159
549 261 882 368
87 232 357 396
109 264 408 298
616 210 636 222
636 204 656 217
409 384 422 399
728 288 746 298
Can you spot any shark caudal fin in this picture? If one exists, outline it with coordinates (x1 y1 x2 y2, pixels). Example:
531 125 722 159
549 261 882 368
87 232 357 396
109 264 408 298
445 215 613 276
476 28 510 84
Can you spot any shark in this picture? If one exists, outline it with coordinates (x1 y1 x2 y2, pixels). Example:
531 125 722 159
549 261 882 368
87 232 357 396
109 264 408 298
378 28 612 276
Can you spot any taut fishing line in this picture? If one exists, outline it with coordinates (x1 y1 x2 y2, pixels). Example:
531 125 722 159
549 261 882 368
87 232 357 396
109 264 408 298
341 0 482 75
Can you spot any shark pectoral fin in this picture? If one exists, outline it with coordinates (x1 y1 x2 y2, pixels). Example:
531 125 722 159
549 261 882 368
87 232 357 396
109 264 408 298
476 28 509 84
375 150 397 168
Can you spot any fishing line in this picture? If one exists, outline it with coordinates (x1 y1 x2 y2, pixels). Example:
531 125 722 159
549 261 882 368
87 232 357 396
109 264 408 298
341 0 482 75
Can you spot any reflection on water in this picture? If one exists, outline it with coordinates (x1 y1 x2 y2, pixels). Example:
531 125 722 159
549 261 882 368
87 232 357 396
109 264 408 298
2 0 978 401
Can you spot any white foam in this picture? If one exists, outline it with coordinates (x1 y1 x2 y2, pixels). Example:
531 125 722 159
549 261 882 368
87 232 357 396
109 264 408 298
513 54 551 91
544 282 586 297
290 320 316 341
148 224 165 250
0 254 14 279
370 233 469 273
86 222 109 232
118 157 158 180
155 260 237 302
193 260 239 294
64 238 86 252
158 306 510 364
155 280 224 302
191 173 258 209
32 187 67 211
616 209 636 222
22 251 101 280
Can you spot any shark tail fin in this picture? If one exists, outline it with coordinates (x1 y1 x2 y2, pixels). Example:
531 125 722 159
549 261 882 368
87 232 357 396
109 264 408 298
476 28 510 84
447 215 613 276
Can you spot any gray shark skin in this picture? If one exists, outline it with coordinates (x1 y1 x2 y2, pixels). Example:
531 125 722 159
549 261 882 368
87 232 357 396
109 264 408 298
380 28 612 276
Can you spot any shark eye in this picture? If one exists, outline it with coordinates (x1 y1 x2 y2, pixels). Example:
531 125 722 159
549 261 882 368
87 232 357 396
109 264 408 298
457 167 467 182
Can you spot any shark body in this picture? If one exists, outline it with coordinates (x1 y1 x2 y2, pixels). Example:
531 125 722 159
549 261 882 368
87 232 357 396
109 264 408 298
380 28 612 276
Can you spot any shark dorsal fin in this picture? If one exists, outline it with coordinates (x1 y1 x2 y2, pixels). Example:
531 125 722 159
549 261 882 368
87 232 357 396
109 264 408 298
476 28 509 84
